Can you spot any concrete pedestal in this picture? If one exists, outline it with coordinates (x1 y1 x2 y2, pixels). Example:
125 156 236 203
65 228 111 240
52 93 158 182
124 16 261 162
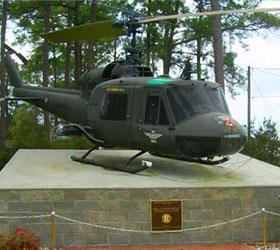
0 149 279 247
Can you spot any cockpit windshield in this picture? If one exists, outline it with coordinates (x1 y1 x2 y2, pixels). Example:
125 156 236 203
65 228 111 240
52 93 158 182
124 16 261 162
167 84 230 123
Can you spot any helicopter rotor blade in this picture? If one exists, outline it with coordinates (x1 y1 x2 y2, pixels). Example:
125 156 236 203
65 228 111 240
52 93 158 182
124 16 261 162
138 7 280 24
40 21 126 43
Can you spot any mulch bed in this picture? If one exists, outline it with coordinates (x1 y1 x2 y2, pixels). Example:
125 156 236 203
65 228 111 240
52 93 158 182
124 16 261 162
63 243 254 250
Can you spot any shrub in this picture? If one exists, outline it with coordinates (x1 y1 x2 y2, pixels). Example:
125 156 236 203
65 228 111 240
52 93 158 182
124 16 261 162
0 227 42 250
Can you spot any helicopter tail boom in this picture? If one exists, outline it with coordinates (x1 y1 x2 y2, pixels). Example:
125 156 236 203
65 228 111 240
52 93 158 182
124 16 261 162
4 51 88 125
4 53 23 88
12 86 87 125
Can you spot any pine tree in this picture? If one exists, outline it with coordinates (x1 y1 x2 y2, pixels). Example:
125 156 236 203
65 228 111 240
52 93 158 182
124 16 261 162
0 0 9 149
242 119 280 167
43 0 51 139
88 0 96 66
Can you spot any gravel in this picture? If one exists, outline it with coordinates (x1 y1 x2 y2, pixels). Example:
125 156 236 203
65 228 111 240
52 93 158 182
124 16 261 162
249 243 280 250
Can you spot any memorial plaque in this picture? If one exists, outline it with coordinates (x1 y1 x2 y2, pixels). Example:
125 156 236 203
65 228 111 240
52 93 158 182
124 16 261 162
150 200 182 232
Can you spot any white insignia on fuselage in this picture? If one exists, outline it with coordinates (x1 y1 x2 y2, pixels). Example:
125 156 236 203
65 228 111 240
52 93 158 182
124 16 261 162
144 130 163 143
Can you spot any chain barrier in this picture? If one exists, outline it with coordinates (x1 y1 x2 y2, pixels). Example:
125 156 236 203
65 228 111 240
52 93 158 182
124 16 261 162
1 208 280 250
0 208 279 234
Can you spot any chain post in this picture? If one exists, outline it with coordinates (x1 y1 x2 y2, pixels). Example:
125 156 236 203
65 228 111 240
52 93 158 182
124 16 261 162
262 208 267 250
51 211 56 250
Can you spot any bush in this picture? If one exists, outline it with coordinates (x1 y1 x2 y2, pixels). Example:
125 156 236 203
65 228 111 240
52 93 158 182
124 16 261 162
0 148 14 171
0 227 42 250
242 118 280 167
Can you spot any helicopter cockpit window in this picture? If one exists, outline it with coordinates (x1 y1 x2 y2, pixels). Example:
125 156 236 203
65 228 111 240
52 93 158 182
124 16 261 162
167 85 230 123
101 93 128 121
145 92 169 125
159 99 169 125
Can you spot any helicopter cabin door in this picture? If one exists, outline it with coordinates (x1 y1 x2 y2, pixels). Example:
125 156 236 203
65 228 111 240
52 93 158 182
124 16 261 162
134 89 171 153
98 86 133 146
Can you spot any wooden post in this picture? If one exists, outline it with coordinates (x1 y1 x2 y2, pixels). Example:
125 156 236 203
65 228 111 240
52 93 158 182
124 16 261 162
51 211 56 250
262 208 267 250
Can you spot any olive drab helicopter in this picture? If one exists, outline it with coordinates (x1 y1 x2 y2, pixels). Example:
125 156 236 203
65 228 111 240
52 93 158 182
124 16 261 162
3 7 280 173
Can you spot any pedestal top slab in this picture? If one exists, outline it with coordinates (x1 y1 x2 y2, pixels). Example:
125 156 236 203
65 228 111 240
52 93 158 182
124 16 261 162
0 149 279 189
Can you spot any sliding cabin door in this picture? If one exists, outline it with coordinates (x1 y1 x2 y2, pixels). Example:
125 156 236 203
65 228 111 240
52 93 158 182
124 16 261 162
98 86 133 146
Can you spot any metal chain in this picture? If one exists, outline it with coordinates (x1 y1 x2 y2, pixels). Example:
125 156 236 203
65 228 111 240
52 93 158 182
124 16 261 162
55 214 149 233
56 210 263 234
265 210 280 217
0 214 50 219
181 210 262 232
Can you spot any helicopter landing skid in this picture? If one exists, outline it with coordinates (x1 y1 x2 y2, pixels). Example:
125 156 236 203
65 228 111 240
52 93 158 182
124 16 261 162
71 147 150 174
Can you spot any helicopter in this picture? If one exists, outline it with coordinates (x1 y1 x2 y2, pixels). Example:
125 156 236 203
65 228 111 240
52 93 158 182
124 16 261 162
3 7 280 173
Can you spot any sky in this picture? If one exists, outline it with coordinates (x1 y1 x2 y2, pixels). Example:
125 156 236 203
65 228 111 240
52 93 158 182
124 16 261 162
4 0 280 133
226 34 280 131
226 0 280 132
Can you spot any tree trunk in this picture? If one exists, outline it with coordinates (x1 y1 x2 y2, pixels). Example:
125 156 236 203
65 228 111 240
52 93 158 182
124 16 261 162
163 24 170 75
65 43 71 89
113 40 117 61
146 28 151 67
88 0 96 66
163 23 176 75
151 49 155 74
65 2 72 89
74 0 81 90
196 37 202 80
43 0 50 139
163 24 175 75
211 0 225 90
52 47 59 127
0 0 9 149
74 41 80 90
162 2 179 75
145 0 151 67
196 0 203 80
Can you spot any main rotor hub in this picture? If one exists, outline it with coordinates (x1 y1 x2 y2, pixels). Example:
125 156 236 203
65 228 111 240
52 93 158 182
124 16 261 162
122 14 142 65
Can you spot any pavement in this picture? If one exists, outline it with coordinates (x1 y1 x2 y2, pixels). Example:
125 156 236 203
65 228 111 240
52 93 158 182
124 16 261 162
0 149 280 189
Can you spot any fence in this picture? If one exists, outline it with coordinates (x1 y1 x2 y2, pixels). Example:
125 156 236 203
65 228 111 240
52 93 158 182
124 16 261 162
0 208 279 250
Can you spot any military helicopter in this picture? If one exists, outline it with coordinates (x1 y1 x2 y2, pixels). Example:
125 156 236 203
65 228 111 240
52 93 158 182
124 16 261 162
3 7 280 173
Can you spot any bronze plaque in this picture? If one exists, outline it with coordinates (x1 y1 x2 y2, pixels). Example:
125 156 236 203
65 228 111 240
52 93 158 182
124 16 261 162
150 200 182 232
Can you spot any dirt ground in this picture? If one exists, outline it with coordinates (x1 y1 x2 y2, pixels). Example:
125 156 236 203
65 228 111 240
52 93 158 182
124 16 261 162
61 242 280 250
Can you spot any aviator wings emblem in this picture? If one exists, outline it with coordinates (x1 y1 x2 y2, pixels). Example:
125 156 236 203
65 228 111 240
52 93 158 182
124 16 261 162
144 130 163 143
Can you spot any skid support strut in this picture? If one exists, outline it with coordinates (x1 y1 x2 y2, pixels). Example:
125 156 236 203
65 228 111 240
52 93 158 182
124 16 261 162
71 148 150 174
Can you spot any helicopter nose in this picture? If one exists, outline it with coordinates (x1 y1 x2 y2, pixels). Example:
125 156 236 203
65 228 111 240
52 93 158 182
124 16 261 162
215 115 247 155
175 113 247 158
